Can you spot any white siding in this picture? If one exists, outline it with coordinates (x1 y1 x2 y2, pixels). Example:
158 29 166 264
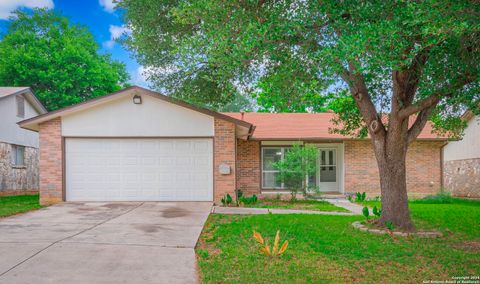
444 116 480 161
62 94 214 137
0 95 40 148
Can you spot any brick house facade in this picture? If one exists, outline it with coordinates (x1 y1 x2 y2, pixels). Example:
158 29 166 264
19 87 447 205
236 139 444 198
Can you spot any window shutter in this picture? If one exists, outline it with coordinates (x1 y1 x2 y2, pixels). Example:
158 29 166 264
16 96 25 118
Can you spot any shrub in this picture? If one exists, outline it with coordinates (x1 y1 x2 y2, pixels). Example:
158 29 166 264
413 192 454 204
385 221 395 231
273 144 319 200
362 207 370 220
356 192 367 202
373 206 381 217
221 194 233 206
239 194 258 205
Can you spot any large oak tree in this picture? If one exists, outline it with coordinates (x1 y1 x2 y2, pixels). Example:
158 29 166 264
0 9 129 111
120 0 480 230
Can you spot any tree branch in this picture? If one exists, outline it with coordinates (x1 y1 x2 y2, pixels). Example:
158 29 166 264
398 94 441 119
407 102 438 144
341 61 386 137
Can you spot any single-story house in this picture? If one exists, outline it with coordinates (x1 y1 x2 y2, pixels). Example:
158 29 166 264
19 86 447 205
0 87 47 196
443 111 480 198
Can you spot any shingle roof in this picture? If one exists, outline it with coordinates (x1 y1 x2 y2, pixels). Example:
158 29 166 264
222 112 445 140
0 87 30 98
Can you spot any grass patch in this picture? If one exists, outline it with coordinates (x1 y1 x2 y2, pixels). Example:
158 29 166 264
196 199 480 283
358 197 480 238
242 199 349 212
0 194 44 218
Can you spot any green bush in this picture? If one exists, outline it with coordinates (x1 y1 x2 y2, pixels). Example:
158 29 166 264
356 192 366 202
412 192 454 204
273 144 319 200
221 194 233 206
373 206 381 217
239 195 258 205
362 207 370 220
385 221 395 231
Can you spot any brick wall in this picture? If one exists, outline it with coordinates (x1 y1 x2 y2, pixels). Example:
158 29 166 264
344 140 444 197
236 139 261 195
214 118 236 203
38 118 63 205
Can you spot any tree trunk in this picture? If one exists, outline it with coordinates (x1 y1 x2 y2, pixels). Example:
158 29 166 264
372 131 415 231
377 155 414 231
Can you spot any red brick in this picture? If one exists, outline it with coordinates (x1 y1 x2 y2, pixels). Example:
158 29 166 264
38 118 63 205
213 118 236 203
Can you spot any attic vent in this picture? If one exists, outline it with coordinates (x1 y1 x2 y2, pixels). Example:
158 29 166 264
16 95 25 118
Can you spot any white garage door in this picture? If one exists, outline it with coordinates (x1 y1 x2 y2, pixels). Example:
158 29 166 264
65 138 213 201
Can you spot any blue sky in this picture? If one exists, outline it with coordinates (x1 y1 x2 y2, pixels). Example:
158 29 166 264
0 0 147 87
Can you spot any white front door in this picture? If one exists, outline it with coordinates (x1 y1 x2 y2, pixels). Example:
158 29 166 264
308 144 343 193
318 148 338 192
65 138 213 201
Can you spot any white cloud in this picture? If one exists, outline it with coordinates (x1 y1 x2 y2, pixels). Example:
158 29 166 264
99 0 116 13
0 0 54 20
103 24 131 49
131 66 151 87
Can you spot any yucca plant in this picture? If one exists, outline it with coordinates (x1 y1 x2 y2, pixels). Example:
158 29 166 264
253 230 288 257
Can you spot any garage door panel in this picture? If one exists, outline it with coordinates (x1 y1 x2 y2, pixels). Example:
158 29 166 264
66 138 213 201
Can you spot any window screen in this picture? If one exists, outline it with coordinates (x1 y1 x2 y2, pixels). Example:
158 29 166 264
11 145 25 166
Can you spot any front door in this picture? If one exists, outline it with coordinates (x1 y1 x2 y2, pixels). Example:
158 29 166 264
318 148 338 192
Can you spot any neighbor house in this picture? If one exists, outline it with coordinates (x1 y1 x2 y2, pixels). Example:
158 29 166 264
443 111 480 198
19 86 447 205
0 87 47 196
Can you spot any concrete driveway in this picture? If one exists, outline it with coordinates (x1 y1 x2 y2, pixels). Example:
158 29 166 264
0 202 212 284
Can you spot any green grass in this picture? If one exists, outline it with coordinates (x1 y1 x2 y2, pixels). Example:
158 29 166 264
242 199 349 212
196 198 480 283
0 194 44 218
358 198 480 238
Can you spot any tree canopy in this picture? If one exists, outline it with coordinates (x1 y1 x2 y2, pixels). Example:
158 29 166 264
121 0 479 125
121 0 479 229
0 9 129 111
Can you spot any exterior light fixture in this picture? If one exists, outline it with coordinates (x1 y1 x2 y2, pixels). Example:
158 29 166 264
133 95 142 104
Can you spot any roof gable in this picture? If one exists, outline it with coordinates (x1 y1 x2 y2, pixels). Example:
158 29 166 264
19 86 253 132
0 87 47 114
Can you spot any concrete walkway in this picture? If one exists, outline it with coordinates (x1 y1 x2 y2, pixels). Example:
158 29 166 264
212 198 363 215
0 202 211 284
324 198 364 214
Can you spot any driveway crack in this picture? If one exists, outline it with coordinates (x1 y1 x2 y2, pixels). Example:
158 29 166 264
0 202 145 278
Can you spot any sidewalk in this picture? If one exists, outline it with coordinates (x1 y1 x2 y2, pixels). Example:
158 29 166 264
323 198 364 215
212 199 364 216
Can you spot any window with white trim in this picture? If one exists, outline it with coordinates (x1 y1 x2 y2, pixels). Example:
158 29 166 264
11 145 25 167
261 147 289 189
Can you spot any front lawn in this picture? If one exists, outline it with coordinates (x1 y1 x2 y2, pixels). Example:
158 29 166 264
196 199 480 283
242 199 349 212
0 194 44 218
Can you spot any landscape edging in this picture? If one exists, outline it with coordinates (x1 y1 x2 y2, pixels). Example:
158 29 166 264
352 221 443 238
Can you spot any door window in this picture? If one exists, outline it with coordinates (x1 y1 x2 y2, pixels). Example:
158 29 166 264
319 149 336 182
